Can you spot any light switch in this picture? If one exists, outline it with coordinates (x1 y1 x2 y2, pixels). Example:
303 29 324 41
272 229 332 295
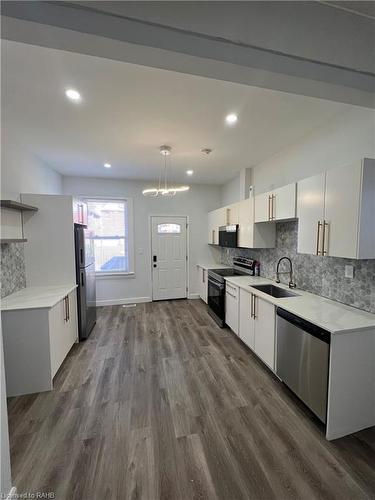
345 265 354 279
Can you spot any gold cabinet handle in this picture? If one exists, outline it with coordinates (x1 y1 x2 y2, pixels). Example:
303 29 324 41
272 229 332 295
272 194 276 220
316 221 323 255
322 220 329 255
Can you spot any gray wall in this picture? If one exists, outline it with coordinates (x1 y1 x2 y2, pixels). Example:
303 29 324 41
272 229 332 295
0 242 26 298
62 176 222 304
221 221 375 314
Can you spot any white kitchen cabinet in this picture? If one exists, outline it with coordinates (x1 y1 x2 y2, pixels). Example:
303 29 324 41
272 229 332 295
49 291 78 377
238 198 276 249
254 191 272 223
21 194 76 286
297 159 375 259
297 173 326 255
225 283 239 335
253 295 276 370
73 198 88 226
197 265 208 303
255 183 296 222
207 207 227 244
207 211 216 244
2 288 78 396
239 288 255 350
272 183 297 220
225 203 239 225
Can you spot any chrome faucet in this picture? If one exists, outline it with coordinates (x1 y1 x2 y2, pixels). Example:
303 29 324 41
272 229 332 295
276 257 296 289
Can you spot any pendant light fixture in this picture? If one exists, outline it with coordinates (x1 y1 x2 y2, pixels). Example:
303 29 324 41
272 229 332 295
142 145 190 197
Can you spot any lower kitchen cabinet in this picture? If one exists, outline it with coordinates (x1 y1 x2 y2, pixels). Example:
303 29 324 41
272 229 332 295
238 288 275 369
225 283 239 335
197 265 208 303
239 288 255 350
2 289 78 396
253 296 276 369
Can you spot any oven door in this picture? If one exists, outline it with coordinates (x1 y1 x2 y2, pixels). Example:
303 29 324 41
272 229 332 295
207 277 225 322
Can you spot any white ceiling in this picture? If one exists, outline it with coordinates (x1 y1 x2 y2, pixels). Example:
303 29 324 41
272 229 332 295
3 40 349 185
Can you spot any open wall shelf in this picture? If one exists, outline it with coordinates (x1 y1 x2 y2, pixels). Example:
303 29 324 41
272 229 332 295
0 200 38 212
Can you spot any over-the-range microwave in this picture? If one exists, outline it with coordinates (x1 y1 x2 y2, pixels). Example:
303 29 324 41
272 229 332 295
219 225 238 248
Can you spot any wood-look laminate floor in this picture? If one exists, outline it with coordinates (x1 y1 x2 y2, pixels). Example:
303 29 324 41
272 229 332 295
7 300 375 500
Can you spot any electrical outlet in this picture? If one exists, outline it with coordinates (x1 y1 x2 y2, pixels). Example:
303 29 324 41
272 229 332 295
345 265 354 279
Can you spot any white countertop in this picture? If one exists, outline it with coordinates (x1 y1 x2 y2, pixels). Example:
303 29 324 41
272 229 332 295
197 262 231 270
1 284 77 311
224 276 375 334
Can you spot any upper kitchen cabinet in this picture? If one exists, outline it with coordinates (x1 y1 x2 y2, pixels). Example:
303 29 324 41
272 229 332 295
254 183 297 222
325 159 375 259
297 159 375 259
225 203 239 225
21 194 77 286
208 207 226 244
237 198 275 249
297 173 326 255
73 198 88 226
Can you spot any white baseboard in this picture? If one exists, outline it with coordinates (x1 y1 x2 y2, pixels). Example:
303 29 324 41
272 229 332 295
188 293 200 299
96 296 152 306
6 487 17 500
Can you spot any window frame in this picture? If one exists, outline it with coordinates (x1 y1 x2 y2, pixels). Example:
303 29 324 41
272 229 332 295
84 196 135 278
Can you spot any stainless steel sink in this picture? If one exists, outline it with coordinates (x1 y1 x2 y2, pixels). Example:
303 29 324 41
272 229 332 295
250 284 299 298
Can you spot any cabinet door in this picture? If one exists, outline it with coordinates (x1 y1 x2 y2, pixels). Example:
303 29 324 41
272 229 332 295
202 269 208 303
254 192 272 223
208 212 215 244
254 296 275 370
297 173 325 255
226 203 239 225
239 288 255 350
225 284 239 334
49 291 78 378
273 183 296 221
324 163 361 259
198 267 208 303
238 198 253 248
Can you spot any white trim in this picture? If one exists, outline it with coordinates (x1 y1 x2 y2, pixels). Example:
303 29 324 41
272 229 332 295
96 296 151 306
149 215 189 301
83 196 135 274
6 487 17 500
188 293 200 300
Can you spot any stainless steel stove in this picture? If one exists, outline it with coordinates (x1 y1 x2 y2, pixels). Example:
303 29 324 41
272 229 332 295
207 258 258 327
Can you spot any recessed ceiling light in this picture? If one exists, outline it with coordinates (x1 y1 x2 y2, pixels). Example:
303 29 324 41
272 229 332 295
186 170 194 176
104 163 111 168
225 113 238 125
65 88 81 101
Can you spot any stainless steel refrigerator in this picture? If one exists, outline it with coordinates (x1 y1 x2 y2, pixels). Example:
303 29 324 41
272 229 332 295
74 224 96 340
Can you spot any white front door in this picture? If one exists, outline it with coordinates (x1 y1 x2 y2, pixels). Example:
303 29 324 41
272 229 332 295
151 216 188 300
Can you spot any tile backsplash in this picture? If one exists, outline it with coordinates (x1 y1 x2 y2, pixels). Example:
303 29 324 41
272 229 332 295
221 221 375 314
0 243 26 298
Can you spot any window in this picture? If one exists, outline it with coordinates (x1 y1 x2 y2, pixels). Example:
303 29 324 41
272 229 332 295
157 223 181 234
87 199 133 274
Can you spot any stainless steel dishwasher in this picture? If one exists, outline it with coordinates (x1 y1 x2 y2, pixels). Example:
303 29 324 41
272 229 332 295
276 307 331 423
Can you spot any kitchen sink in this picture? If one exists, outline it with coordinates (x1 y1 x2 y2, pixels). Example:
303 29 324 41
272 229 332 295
250 284 299 298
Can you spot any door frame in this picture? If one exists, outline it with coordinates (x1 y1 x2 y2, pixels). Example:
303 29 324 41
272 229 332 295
149 215 189 301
